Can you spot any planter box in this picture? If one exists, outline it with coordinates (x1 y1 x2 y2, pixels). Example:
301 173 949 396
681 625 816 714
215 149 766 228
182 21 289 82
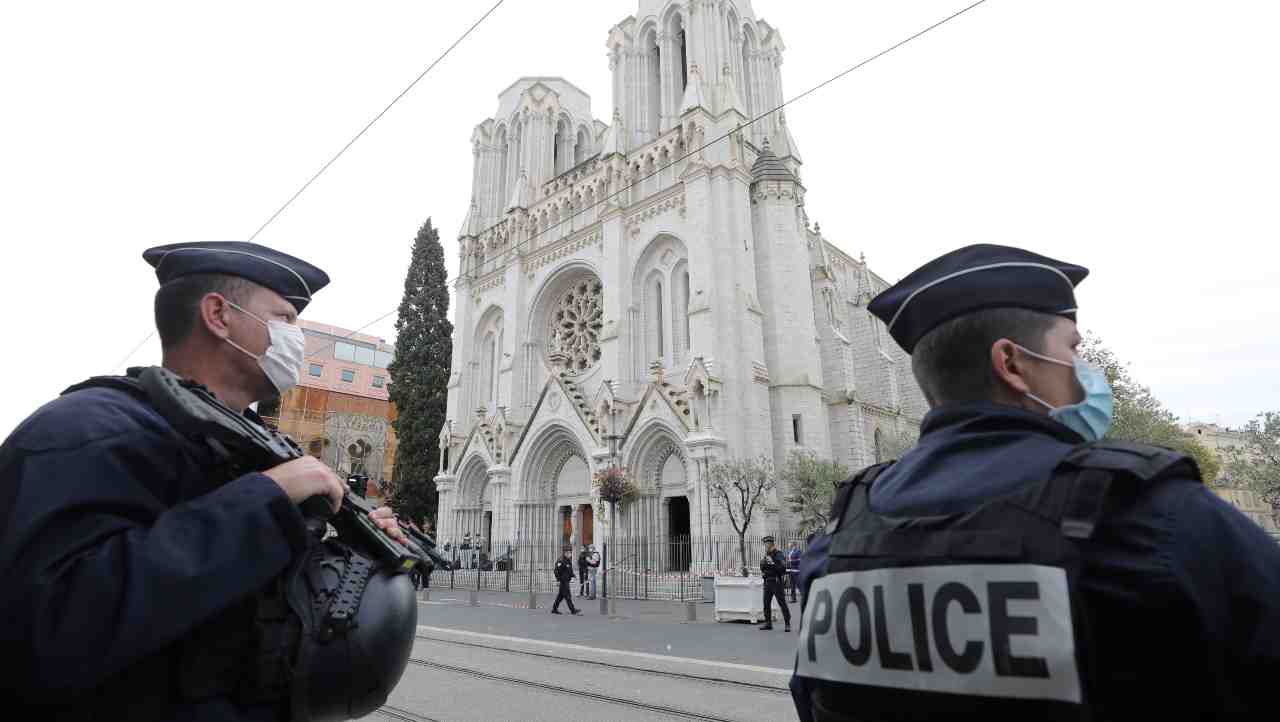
713 575 764 623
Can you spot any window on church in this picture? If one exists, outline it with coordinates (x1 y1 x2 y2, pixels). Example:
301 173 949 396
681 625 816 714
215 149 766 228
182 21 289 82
655 280 665 358
682 270 691 349
646 33 661 138
678 30 688 93
792 414 803 445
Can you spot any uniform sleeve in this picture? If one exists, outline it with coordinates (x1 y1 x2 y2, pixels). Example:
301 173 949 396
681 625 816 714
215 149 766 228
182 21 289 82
0 429 309 699
1165 482 1280 700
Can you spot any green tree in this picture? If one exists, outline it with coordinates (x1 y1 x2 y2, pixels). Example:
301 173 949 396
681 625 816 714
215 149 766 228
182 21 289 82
706 456 777 575
387 218 453 528
1222 411 1280 509
779 449 848 534
1078 332 1220 481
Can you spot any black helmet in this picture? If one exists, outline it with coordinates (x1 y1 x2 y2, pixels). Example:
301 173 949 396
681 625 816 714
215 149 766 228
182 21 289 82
288 540 418 721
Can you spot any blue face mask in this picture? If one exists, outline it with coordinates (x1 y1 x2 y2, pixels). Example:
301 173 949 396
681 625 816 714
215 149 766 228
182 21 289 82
1015 345 1114 443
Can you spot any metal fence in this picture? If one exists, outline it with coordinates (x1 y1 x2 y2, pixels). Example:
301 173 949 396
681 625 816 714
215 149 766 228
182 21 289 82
424 531 812 602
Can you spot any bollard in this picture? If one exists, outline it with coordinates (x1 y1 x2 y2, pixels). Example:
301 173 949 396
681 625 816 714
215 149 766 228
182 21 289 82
468 589 478 607
420 589 430 602
599 595 608 615
686 600 696 622
528 589 537 610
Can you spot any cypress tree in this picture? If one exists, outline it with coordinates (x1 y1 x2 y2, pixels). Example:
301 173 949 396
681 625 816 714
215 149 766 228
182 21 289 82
387 218 453 527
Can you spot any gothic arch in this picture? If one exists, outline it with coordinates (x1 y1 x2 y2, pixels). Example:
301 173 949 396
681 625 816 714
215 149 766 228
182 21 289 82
517 421 592 502
473 305 504 411
624 418 689 494
631 234 689 372
458 453 490 506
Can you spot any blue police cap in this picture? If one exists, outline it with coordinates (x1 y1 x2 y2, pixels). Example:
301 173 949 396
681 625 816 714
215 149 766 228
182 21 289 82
868 244 1088 354
142 241 330 313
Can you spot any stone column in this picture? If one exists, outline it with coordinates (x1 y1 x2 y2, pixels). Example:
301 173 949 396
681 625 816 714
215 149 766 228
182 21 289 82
434 473 458 545
486 465 511 554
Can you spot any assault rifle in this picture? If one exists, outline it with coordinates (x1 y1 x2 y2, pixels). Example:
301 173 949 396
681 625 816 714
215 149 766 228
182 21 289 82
136 366 427 573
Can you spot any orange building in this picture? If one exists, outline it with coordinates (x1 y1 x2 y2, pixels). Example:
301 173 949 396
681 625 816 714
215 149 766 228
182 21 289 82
259 320 399 497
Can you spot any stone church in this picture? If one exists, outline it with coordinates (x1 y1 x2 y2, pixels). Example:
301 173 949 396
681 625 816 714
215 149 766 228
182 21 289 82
433 0 927 564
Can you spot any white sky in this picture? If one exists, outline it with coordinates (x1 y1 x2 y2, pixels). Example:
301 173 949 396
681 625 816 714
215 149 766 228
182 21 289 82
2 0 1277 441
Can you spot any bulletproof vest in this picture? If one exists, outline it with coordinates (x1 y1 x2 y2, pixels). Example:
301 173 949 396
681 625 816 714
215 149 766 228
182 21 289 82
795 441 1197 722
63 371 418 721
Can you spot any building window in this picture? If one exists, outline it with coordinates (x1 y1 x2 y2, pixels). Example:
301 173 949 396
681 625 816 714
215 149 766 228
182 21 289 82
341 369 355 383
372 375 385 388
355 345 375 366
792 414 803 445
335 342 356 361
374 350 393 369
308 363 322 377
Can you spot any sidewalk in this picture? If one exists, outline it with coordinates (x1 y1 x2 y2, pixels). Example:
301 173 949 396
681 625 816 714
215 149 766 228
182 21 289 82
414 587 802 670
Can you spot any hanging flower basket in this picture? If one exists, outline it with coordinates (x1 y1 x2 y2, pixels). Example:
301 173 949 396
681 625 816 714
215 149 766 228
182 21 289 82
592 465 637 519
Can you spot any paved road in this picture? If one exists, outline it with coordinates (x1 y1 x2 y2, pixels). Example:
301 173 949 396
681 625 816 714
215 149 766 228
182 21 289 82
359 590 802 721
410 589 801 669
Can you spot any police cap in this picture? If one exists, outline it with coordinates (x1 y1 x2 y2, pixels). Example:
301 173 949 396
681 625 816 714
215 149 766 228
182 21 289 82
867 244 1088 353
762 535 776 544
142 241 330 313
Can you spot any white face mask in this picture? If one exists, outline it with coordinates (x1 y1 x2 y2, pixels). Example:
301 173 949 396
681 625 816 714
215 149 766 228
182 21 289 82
224 301 305 396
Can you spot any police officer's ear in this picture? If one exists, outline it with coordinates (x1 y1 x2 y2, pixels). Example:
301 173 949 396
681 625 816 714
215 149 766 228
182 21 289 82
990 339 1036 401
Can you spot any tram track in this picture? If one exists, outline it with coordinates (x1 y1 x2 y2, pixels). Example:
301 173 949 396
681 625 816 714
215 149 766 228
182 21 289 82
413 631 790 695
375 702 439 722
407 656 749 722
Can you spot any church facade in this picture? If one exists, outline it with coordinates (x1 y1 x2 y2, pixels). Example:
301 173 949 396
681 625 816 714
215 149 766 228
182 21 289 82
433 0 927 563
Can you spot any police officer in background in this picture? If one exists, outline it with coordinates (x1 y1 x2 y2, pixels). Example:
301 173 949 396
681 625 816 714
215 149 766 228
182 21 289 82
759 536 791 632
790 244 1280 721
551 545 582 615
0 242 409 720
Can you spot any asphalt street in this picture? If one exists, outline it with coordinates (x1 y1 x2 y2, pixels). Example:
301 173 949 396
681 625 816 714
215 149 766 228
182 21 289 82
359 590 802 721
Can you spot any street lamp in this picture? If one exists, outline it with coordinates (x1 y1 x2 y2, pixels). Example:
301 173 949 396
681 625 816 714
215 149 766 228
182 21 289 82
599 391 624 609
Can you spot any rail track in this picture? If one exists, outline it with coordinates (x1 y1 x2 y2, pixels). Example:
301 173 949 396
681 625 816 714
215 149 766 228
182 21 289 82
406 655 751 722
413 631 790 695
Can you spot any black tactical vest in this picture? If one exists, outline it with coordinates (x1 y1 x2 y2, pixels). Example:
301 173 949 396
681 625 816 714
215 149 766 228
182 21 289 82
795 441 1197 722
63 371 418 721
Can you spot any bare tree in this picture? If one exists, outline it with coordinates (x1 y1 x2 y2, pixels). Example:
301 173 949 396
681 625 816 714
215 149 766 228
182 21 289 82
706 456 776 575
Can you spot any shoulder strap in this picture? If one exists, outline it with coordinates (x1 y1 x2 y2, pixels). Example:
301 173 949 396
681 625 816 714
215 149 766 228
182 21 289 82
825 461 895 535
1059 440 1200 483
1032 440 1199 540
61 372 148 400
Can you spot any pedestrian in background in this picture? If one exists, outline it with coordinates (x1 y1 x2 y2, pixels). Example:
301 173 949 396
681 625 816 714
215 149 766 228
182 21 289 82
577 545 590 597
786 541 802 603
587 545 600 599
551 546 582 615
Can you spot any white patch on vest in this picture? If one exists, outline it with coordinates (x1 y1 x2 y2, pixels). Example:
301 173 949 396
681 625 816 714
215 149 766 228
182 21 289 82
795 565 1080 703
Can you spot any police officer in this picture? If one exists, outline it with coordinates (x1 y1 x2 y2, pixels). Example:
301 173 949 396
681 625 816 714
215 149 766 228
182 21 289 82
0 241 410 720
551 545 582 615
759 536 791 632
790 244 1280 721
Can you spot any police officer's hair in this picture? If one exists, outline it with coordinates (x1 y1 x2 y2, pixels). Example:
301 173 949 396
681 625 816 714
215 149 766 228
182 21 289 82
910 308 1058 406
154 273 256 349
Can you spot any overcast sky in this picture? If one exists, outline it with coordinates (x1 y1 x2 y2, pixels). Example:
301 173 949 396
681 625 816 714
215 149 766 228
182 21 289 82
2 0 1277 441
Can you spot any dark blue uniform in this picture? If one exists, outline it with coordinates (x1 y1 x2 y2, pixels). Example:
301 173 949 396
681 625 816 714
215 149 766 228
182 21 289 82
792 402 1280 719
0 384 310 720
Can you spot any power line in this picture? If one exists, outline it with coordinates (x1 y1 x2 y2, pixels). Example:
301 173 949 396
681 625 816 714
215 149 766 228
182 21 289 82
451 0 991 287
112 330 157 373
249 0 507 241
105 1 505 373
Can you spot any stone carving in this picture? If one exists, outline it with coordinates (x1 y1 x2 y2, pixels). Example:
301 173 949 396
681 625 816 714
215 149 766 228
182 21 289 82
546 278 603 375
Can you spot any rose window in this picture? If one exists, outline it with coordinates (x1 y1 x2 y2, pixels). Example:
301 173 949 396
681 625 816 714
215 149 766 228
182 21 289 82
547 279 603 375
